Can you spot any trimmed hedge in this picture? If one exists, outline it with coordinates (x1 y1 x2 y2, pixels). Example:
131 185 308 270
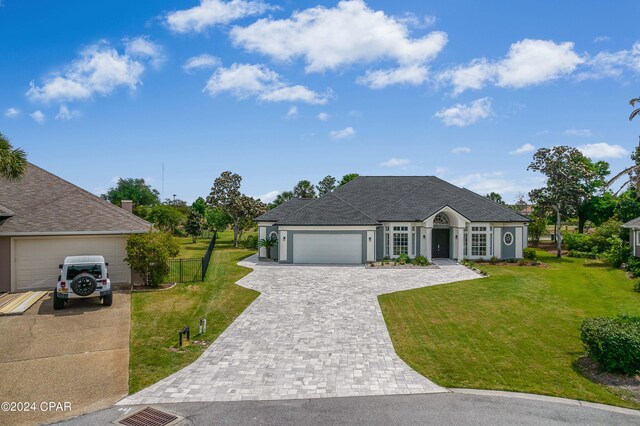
581 315 640 375
523 248 537 262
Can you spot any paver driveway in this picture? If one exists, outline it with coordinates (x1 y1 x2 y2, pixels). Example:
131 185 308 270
121 256 481 405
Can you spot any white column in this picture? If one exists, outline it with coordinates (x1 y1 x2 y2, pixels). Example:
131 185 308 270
493 228 501 259
425 227 432 261
466 224 472 259
366 231 375 261
456 227 464 260
258 226 267 258
515 227 523 258
279 231 288 261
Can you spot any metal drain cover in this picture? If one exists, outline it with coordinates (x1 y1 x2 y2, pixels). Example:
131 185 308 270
114 406 183 426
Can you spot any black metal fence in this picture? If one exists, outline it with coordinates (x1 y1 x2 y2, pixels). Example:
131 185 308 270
167 231 218 283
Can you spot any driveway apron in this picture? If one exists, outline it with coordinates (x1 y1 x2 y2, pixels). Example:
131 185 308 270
121 256 481 404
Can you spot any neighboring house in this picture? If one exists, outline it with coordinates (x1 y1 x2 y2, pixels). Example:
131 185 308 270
623 217 640 257
0 163 150 292
256 176 529 264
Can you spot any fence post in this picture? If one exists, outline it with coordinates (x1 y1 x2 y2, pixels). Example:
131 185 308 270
201 257 205 281
180 258 183 283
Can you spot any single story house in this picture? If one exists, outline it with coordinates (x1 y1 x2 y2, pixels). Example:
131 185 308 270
256 176 530 264
0 163 150 292
622 217 640 257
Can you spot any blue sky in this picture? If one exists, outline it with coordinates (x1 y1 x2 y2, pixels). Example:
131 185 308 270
1 0 639 203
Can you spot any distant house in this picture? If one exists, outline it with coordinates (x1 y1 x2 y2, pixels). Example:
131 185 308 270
0 163 150 292
623 217 640 257
256 176 530 264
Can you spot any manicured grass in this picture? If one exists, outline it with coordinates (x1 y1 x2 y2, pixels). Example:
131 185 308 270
128 231 259 393
379 251 640 408
176 236 212 258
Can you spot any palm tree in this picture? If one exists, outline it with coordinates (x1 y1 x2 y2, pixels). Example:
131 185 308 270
0 133 27 180
604 97 640 194
258 236 278 259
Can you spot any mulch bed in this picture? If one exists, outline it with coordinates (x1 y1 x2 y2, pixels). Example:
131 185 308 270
474 261 548 268
576 356 640 404
366 263 439 269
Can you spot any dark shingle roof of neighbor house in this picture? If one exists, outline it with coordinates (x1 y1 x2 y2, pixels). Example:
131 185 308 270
0 163 150 235
623 217 640 228
260 176 529 226
256 197 314 222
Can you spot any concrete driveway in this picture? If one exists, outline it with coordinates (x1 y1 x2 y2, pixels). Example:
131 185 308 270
0 291 130 426
121 256 480 405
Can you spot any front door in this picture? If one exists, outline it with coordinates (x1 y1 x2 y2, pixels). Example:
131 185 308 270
432 229 450 258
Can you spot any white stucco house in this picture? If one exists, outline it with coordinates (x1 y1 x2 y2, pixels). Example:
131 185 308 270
256 176 530 264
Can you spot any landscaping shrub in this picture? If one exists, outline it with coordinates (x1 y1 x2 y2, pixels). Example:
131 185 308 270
602 236 629 268
627 257 640 277
395 253 411 265
490 256 498 264
523 248 537 262
633 279 640 293
413 255 429 266
125 231 180 287
563 232 592 252
580 315 640 375
241 234 259 249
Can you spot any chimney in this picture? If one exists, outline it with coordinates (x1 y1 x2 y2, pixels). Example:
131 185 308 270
121 200 133 214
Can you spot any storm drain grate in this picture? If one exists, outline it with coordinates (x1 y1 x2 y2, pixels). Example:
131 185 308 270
115 406 182 426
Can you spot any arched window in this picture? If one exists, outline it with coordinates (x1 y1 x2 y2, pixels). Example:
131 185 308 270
269 231 278 242
503 232 514 246
433 213 450 227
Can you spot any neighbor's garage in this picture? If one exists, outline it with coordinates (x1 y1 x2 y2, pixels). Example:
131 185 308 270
292 233 362 264
13 235 130 291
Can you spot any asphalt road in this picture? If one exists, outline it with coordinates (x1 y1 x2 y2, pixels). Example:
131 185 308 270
51 391 639 426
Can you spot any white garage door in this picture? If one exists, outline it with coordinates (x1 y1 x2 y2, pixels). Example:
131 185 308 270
14 236 130 291
292 233 362 264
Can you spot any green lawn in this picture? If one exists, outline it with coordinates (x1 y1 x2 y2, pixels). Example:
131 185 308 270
379 250 640 408
128 230 259 393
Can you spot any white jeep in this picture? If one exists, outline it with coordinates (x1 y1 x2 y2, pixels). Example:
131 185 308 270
53 255 112 310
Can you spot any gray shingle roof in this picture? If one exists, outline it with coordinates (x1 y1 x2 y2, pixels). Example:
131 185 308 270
623 217 640 228
260 176 529 226
256 198 314 222
0 163 150 235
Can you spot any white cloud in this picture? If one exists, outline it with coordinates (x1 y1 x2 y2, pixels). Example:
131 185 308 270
29 110 45 124
578 142 628 159
231 0 447 86
285 106 298 119
357 64 429 89
183 54 221 73
256 190 280 203
329 127 356 140
434 166 447 177
204 63 328 104
442 39 584 94
4 107 19 118
451 171 526 194
124 36 165 68
594 35 611 43
396 13 437 29
564 128 592 137
380 158 410 167
166 0 273 33
451 146 471 154
578 42 640 80
434 97 492 127
510 143 535 155
55 104 79 120
317 112 329 121
27 41 150 103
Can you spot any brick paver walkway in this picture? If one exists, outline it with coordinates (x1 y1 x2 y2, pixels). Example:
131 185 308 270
120 256 481 404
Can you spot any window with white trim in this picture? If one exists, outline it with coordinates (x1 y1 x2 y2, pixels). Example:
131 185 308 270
471 226 488 257
411 226 416 256
503 232 514 246
393 226 409 256
463 231 468 257
384 226 390 256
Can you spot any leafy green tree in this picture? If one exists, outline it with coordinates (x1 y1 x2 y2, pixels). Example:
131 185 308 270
207 171 267 247
485 192 506 205
293 180 317 198
579 192 617 228
258 236 278 259
204 206 231 232
191 197 207 216
316 175 336 196
270 191 293 208
185 208 204 243
615 188 640 223
528 146 599 258
339 173 359 186
528 213 548 247
575 160 610 233
147 204 185 234
0 133 27 180
124 231 180 287
102 178 160 209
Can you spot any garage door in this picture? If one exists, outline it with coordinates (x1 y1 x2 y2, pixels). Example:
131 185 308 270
14 236 130 291
292 234 362 264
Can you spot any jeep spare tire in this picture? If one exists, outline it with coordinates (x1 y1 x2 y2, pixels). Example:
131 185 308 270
71 273 97 296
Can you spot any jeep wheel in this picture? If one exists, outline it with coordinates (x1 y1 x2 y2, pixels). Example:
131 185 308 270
53 290 64 310
70 273 97 296
102 292 113 307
